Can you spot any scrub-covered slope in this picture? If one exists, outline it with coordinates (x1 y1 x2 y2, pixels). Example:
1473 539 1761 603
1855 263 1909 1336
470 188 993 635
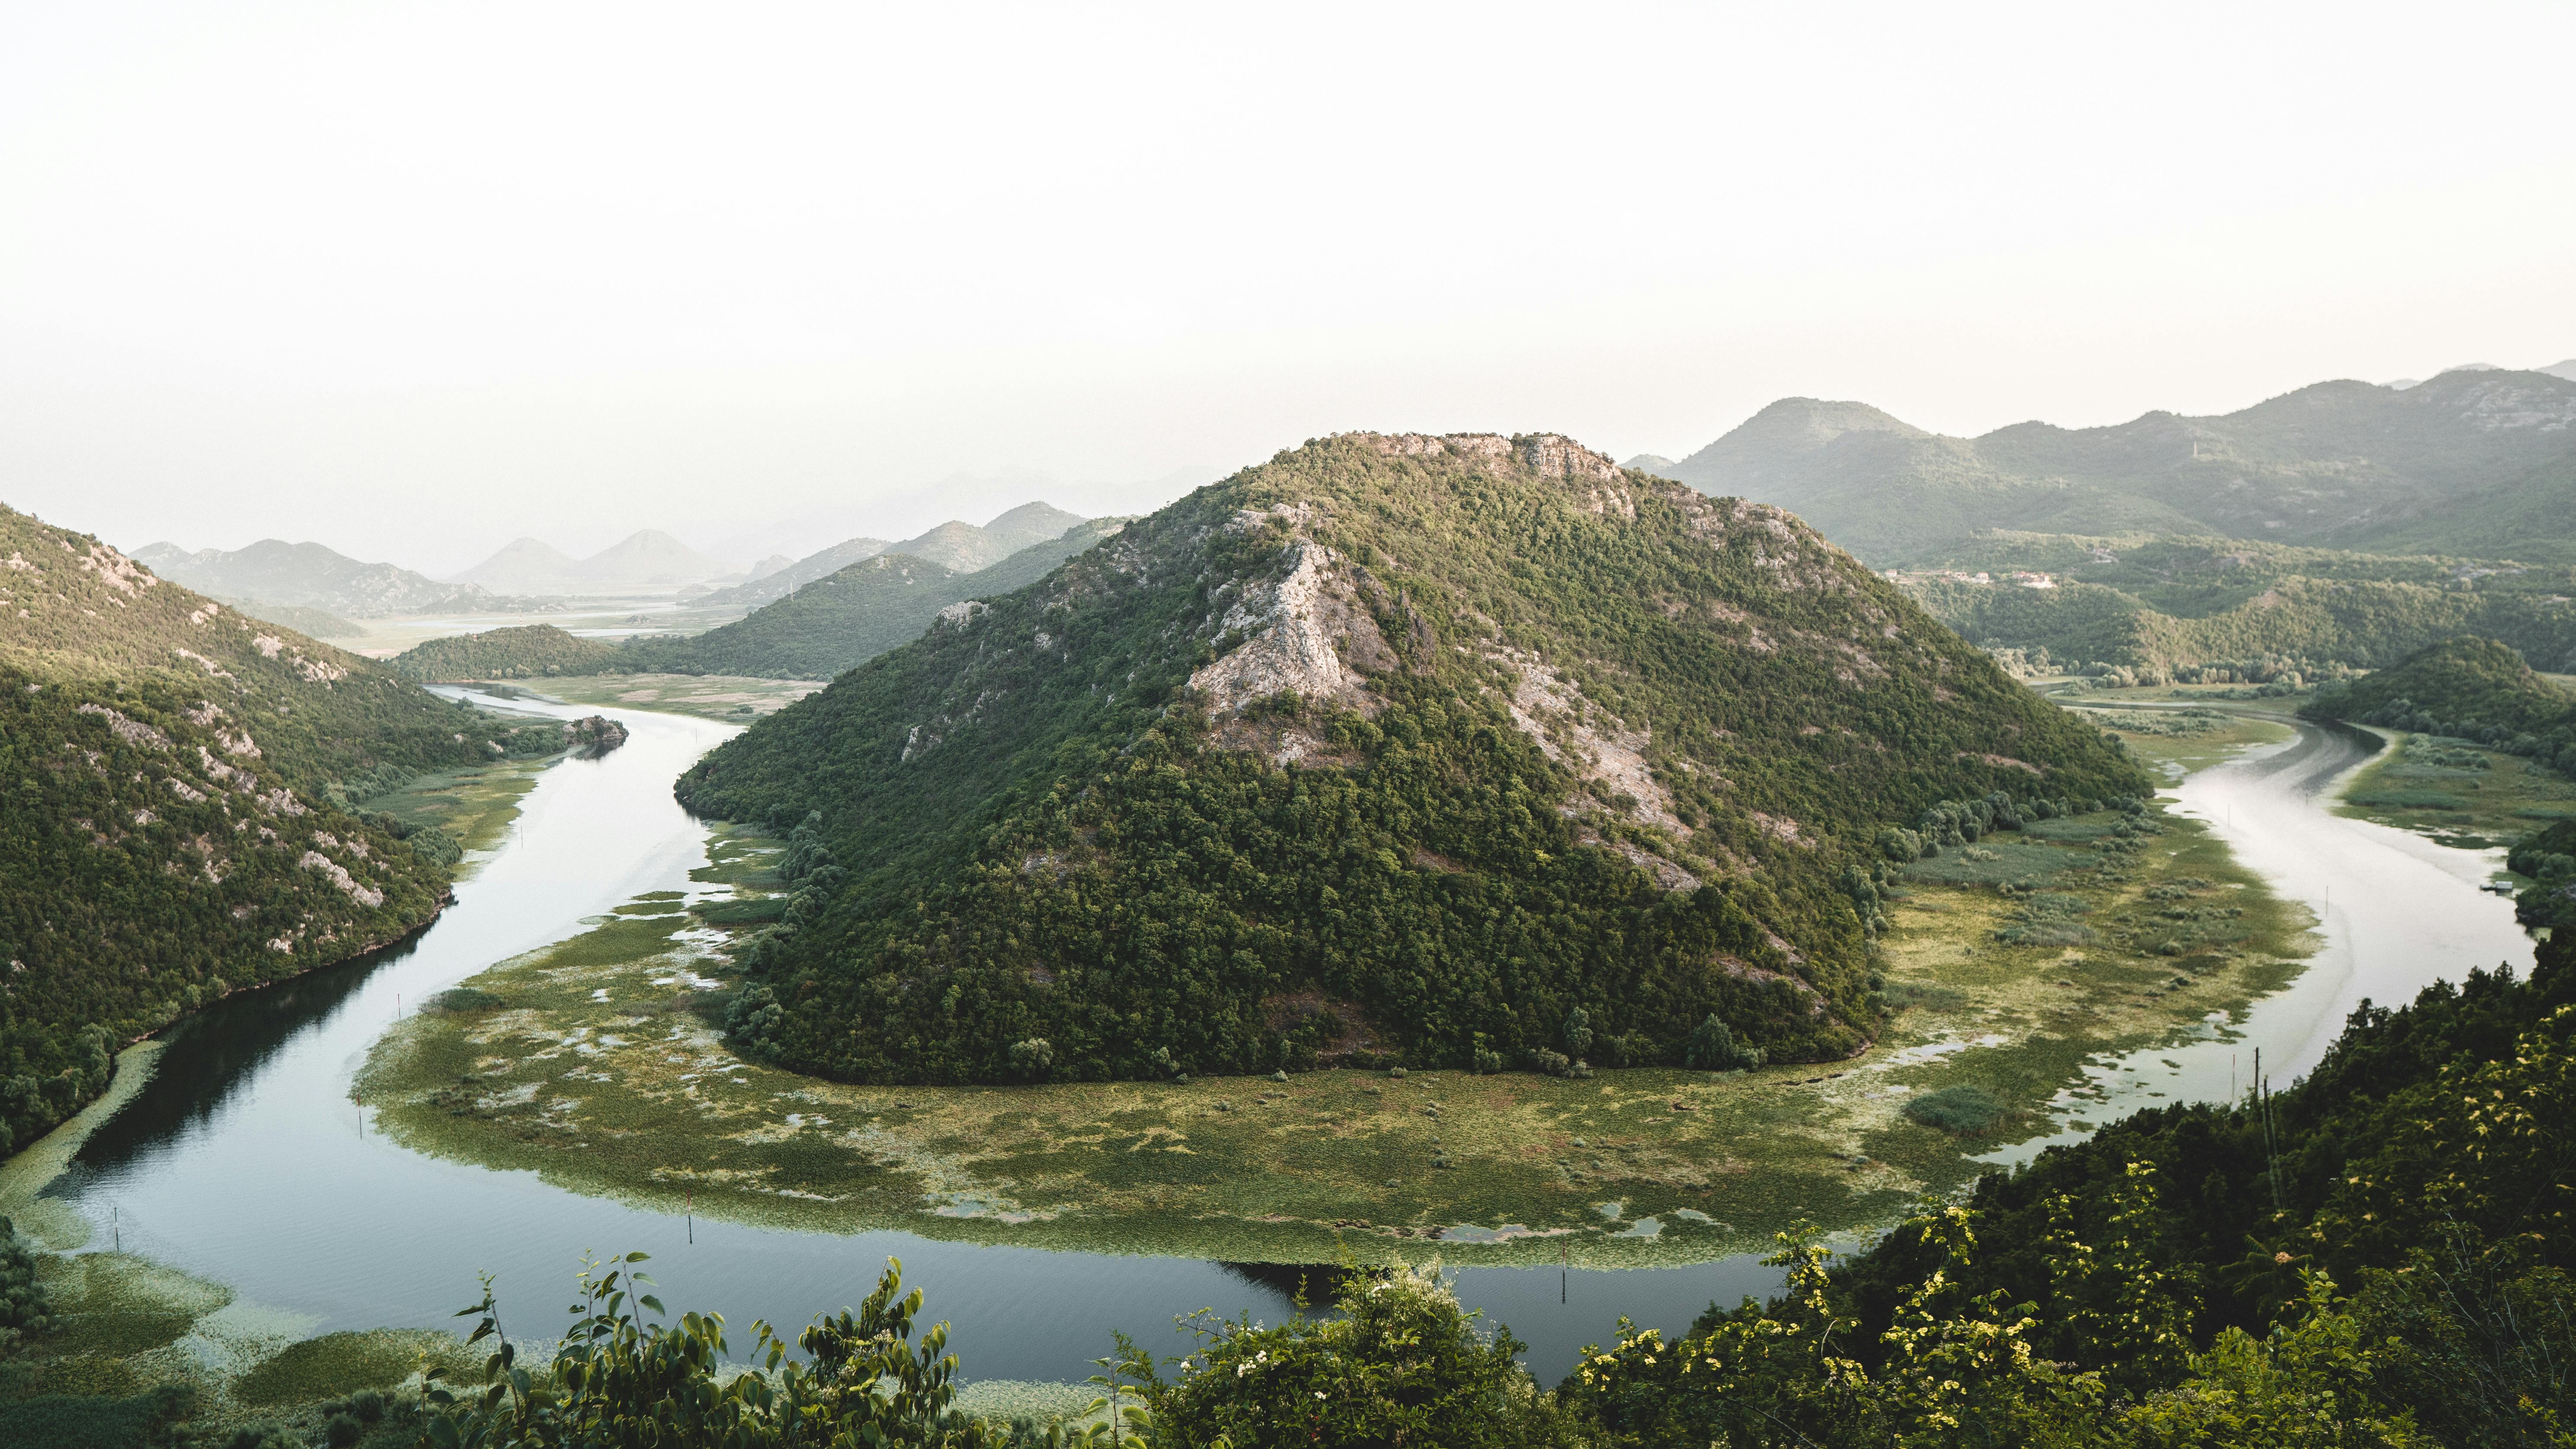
0 504 508 1155
678 434 2149 1084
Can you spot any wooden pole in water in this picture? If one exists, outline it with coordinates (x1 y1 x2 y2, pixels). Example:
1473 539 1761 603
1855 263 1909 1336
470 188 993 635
686 1190 692 1244
112 1203 119 1253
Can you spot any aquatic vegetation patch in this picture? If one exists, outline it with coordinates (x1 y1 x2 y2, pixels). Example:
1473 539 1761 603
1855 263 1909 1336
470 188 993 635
232 1328 474 1407
1903 1085 2010 1135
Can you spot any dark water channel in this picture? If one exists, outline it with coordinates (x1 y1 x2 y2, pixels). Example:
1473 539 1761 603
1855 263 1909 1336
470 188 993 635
38 697 1777 1385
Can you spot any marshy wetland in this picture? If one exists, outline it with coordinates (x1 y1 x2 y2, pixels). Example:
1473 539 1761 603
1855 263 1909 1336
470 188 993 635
4 686 2541 1426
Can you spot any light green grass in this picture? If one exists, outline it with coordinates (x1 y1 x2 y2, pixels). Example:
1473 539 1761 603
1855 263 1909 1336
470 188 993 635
2331 728 2576 851
360 758 554 859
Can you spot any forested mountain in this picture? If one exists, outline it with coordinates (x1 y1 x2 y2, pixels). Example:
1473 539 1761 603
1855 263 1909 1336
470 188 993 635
131 538 495 617
675 433 2147 1086
387 624 625 682
1662 368 2576 564
1899 536 2576 675
0 503 524 1158
691 537 892 611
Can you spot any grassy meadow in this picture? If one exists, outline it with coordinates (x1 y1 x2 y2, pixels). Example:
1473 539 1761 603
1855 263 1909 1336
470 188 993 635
2331 727 2576 853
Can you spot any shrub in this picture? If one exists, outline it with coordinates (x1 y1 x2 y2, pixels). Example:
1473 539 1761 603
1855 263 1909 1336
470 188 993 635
426 987 505 1014
1904 1084 2010 1135
1683 1014 1762 1071
1007 1038 1055 1080
1119 1263 1570 1449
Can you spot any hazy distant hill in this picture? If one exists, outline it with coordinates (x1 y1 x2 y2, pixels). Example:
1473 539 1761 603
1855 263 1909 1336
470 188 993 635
133 538 493 618
1662 368 2576 564
387 515 1122 683
677 432 2147 1085
1620 454 1680 478
629 517 1124 680
449 529 732 594
691 537 893 611
691 502 1088 612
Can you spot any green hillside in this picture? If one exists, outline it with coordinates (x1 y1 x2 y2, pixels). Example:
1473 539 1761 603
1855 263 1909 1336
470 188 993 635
1666 369 2576 564
2354 447 2576 563
1895 534 2576 677
388 623 624 682
625 518 1126 680
675 433 2149 1086
2301 636 2576 742
0 503 525 1157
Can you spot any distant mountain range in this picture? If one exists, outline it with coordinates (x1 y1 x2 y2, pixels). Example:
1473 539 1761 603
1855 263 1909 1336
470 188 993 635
690 502 1088 611
1642 366 2576 565
133 538 498 618
629 515 1120 679
447 529 733 595
394 509 1120 683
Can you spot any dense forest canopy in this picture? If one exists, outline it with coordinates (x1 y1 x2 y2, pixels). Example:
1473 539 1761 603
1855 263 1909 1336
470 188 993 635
677 433 2150 1085
1897 534 2576 677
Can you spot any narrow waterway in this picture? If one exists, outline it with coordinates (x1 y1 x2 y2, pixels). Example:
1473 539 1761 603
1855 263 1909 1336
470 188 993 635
37 695 1774 1385
1987 717 2536 1166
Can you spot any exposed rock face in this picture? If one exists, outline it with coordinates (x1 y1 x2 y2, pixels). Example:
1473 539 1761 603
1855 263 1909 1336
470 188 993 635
1187 538 1390 719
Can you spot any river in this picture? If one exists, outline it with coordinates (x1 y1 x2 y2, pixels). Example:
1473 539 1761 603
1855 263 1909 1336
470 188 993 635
32 695 1777 1385
1986 716 2535 1166
26 700 2538 1385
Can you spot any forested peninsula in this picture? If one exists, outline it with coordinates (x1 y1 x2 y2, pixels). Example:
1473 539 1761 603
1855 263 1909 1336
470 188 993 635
676 433 2151 1085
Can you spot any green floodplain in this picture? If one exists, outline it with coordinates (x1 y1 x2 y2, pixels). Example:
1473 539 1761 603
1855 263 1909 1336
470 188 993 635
354 719 2316 1268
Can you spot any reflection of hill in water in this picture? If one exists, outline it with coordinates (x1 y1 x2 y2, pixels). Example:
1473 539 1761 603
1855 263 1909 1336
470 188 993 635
54 932 423 1184
1216 1262 1364 1309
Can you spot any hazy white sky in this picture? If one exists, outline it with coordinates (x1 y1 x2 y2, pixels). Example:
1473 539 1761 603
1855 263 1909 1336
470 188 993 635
4 1 2572 573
